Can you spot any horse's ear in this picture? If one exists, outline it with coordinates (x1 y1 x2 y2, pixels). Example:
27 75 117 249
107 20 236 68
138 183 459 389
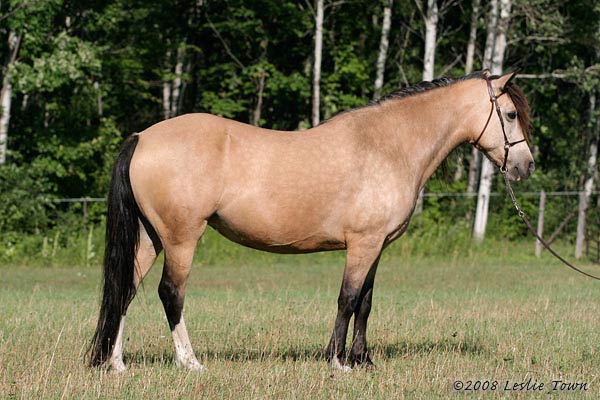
494 71 517 90
482 69 491 78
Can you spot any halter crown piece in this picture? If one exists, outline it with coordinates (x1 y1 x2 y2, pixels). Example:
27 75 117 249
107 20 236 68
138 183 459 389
475 76 600 280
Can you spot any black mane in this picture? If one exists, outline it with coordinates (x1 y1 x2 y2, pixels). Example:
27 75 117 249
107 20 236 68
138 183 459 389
319 71 489 125
372 70 488 105
318 71 532 140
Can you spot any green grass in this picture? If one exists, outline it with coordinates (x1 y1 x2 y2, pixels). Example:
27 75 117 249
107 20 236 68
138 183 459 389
1 235 600 399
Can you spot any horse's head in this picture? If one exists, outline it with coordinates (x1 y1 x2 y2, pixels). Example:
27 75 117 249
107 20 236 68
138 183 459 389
472 71 534 182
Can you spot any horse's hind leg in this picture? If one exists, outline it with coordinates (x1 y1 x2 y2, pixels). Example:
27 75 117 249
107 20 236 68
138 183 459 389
326 236 383 371
159 234 203 370
109 221 162 372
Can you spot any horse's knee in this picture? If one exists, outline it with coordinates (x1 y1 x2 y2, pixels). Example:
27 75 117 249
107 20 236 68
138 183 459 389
337 285 362 314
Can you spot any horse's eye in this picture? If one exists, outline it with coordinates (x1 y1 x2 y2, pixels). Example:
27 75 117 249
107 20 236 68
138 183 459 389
507 111 517 120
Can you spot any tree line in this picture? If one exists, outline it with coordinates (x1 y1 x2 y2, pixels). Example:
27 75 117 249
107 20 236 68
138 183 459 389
0 0 598 247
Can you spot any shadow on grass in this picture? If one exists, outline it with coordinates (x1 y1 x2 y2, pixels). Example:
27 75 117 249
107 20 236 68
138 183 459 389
373 336 490 359
125 336 488 366
125 345 326 366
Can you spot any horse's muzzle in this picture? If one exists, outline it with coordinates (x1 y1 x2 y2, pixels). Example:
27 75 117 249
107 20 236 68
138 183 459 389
515 160 535 180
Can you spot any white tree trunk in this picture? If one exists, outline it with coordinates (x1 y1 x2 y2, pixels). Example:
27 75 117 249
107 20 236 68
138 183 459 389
0 31 21 165
482 0 499 69
466 149 481 193
171 46 185 117
473 0 511 242
535 190 546 257
312 0 324 127
0 76 13 166
251 68 266 126
470 0 499 195
373 0 393 99
465 0 481 75
162 50 172 120
163 81 171 120
415 0 439 214
453 153 463 182
94 81 103 117
473 158 494 238
469 0 496 198
422 0 438 82
575 93 598 259
490 0 511 74
463 0 482 188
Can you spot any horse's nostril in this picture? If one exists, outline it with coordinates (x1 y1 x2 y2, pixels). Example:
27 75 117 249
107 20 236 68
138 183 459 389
528 161 535 174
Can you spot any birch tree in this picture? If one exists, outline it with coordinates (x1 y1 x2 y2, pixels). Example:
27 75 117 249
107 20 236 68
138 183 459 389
473 0 511 242
574 15 600 258
422 0 438 82
465 0 481 76
250 67 266 126
312 0 324 127
163 45 187 120
465 0 482 191
373 0 393 100
162 50 172 120
163 1 203 121
575 93 599 258
0 31 21 165
171 46 185 117
414 0 440 214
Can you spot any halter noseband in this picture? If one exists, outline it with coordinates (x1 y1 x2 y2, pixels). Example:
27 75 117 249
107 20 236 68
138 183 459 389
472 77 527 174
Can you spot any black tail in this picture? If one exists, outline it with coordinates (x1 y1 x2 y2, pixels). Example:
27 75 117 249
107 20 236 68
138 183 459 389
88 134 140 367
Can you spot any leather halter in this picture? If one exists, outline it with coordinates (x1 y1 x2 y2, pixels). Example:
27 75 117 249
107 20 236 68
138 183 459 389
472 78 527 173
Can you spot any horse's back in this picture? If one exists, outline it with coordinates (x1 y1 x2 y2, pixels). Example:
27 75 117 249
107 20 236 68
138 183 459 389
127 113 357 250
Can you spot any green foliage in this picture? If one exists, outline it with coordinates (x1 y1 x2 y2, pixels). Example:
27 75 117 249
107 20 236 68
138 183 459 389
0 161 55 234
323 44 371 118
13 32 101 94
0 0 599 261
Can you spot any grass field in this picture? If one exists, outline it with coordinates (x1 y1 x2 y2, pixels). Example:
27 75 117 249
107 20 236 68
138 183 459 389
1 230 600 399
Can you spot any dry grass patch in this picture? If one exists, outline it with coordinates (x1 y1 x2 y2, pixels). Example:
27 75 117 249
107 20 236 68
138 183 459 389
1 246 600 398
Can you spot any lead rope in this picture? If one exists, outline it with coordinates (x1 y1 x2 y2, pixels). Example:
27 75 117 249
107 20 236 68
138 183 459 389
502 173 600 280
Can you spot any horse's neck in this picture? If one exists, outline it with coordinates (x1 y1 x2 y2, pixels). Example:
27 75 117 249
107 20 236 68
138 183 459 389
358 81 485 191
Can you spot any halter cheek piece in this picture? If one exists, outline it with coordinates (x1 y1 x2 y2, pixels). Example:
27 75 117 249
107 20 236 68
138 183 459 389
472 77 527 173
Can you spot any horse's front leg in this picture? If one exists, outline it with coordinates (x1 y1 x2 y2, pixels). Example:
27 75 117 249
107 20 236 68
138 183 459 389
349 254 380 368
326 236 383 372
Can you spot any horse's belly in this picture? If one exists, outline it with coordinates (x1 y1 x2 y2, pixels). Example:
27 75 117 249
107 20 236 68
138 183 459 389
207 213 345 254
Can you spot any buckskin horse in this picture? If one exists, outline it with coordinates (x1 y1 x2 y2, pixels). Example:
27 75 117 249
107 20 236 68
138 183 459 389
88 70 534 372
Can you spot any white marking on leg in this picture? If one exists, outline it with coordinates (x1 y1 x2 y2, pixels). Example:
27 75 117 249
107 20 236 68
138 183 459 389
172 316 204 371
331 357 352 373
109 316 127 373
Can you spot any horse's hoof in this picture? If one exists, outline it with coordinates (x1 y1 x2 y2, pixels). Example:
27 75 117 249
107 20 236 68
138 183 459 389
362 361 375 372
176 357 205 372
109 359 127 373
330 357 352 373
351 355 375 371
